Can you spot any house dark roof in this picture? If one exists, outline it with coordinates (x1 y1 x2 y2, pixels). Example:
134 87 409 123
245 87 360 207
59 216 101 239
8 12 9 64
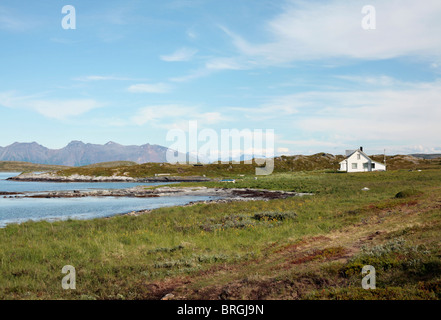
342 148 370 160
339 148 386 166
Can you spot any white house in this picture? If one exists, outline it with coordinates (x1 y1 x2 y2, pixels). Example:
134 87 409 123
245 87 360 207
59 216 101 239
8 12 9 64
339 147 386 172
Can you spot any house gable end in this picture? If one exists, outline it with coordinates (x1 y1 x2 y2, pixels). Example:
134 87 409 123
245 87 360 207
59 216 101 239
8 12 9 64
346 150 371 162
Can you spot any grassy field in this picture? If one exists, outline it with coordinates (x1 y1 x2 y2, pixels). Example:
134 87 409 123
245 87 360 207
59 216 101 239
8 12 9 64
53 153 441 178
3 153 439 177
80 161 138 168
0 161 70 172
0 169 440 299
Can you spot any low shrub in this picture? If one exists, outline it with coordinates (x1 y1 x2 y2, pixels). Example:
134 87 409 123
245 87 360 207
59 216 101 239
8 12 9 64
200 215 257 232
147 245 184 254
252 211 297 221
395 189 423 198
341 238 438 279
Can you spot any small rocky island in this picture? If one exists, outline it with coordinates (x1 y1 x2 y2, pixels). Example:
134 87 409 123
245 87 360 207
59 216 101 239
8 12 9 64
5 185 310 200
7 172 211 183
5 172 313 215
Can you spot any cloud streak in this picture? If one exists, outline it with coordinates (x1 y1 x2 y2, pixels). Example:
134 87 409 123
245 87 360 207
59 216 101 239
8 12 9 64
221 0 441 65
160 47 198 62
0 91 103 120
260 79 441 150
0 6 35 31
127 83 171 93
131 104 229 129
74 75 138 82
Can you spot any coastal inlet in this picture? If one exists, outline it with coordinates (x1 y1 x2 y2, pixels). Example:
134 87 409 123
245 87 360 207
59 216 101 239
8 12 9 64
0 173 310 228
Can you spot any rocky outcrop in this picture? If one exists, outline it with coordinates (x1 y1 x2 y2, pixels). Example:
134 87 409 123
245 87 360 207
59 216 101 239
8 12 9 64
7 172 211 183
6 186 312 200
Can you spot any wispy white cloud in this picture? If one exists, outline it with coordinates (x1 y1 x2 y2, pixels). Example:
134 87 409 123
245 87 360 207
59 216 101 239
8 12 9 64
334 75 401 87
74 75 137 82
205 57 246 70
169 69 212 83
131 104 229 128
169 57 247 83
278 139 343 148
221 0 441 65
31 99 103 120
127 83 171 93
230 94 309 121
277 147 290 154
186 28 197 39
160 47 198 62
131 105 193 125
49 38 79 45
0 6 35 31
84 3 138 27
0 91 102 120
200 112 225 125
165 0 205 10
262 79 441 150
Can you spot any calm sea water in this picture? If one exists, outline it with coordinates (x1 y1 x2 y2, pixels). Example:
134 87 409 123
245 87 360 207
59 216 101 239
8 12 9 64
0 172 174 193
0 173 216 228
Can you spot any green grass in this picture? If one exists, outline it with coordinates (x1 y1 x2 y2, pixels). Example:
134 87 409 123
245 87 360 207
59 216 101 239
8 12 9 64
176 169 441 194
0 161 70 172
80 161 138 168
1 169 441 299
53 153 441 178
395 189 424 198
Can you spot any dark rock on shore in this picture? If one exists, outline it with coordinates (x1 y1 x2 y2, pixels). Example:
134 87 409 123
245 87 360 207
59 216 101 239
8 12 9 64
13 186 312 201
7 172 211 183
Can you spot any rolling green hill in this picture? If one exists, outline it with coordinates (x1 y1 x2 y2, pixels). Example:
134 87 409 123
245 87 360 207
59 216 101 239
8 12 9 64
80 161 138 168
54 153 441 178
0 161 70 172
3 153 439 176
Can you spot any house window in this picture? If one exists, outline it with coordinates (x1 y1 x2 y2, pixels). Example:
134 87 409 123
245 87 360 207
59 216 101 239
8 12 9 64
357 153 361 160
363 163 369 169
352 163 358 169
372 163 375 169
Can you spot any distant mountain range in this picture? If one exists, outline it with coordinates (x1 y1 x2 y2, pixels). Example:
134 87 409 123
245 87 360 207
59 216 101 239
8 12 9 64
410 154 441 160
0 141 265 167
1 141 440 168
0 141 173 167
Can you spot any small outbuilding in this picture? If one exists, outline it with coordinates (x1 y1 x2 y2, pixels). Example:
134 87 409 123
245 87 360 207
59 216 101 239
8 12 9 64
339 147 386 172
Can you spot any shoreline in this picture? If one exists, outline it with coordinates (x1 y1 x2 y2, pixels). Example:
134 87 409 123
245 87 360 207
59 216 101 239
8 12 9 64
0 186 312 226
116 187 313 217
121 197 267 217
7 172 211 183
4 185 312 200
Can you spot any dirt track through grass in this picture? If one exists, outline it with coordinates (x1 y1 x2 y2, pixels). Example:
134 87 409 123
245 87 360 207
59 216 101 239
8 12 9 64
1 169 440 299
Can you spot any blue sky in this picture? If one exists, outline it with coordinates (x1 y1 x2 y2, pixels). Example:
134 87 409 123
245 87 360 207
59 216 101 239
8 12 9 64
1 0 441 156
